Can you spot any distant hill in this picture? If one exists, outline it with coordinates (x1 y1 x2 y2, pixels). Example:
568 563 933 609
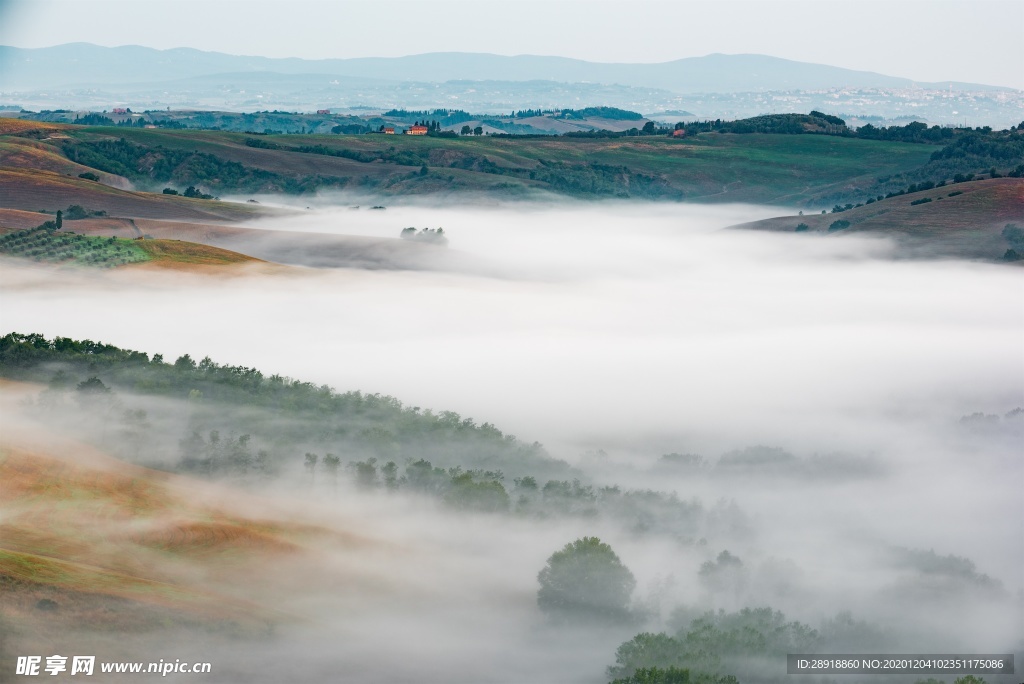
0 43 1010 93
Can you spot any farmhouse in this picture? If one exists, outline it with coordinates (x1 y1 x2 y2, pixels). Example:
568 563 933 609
406 124 428 135
316 109 330 115
112 108 127 114
383 126 395 134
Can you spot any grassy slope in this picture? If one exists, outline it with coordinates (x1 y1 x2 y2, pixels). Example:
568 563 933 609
0 118 71 135
133 239 261 266
0 137 130 187
730 177 1024 259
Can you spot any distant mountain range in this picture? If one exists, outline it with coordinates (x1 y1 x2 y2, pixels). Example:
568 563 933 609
0 43 1012 93
2 44 1021 128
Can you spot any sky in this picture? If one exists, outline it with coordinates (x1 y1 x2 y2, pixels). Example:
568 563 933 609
1 0 1023 89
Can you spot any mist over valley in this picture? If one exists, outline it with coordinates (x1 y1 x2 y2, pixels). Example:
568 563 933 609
2 200 1022 682
1 5 1023 680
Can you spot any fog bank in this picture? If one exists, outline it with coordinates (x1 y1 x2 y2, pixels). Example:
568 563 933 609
2 202 1022 681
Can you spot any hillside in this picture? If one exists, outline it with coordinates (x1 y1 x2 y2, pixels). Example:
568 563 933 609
729 177 1024 260
1 123 940 206
0 168 272 222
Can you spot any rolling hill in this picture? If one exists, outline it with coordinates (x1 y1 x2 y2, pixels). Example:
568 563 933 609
729 177 1024 260
1 122 940 205
2 119 1020 264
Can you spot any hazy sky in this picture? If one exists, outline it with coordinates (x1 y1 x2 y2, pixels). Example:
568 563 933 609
2 0 1022 89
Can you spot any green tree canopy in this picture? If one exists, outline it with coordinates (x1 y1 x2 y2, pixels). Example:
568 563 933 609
537 536 635 623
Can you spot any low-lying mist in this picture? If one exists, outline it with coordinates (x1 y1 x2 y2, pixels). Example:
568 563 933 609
2 201 1021 682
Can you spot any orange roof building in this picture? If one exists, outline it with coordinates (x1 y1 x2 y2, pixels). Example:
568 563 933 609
406 125 428 135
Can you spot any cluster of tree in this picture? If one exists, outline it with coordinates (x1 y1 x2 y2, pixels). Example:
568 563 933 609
330 122 369 135
608 608 821 683
675 115 1022 162
528 160 680 199
512 108 548 118
854 120 956 143
399 227 448 245
0 333 568 482
677 112 848 137
177 429 268 477
928 129 1024 165
293 141 424 166
60 204 107 220
383 108 473 126
1002 223 1024 261
0 222 148 268
244 137 281 150
162 186 217 200
654 447 879 480
609 667 737 684
317 455 725 542
459 125 485 136
557 107 644 121
73 113 115 126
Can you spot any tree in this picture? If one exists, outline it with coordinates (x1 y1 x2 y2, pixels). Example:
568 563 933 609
608 633 686 679
461 125 472 135
537 536 636 623
55 210 62 230
473 126 483 136
443 472 510 513
610 667 693 684
322 453 341 488
698 550 747 601
304 452 318 485
75 376 111 397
